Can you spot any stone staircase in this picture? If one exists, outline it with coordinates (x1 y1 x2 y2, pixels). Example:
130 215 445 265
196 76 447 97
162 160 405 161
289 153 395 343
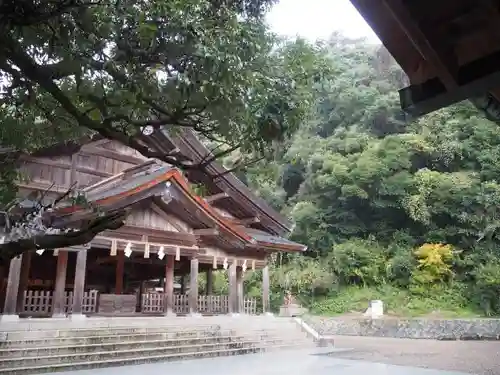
0 315 317 374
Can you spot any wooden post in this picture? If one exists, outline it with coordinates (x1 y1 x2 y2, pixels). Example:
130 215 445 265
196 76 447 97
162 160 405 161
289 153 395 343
52 250 68 317
164 254 175 315
72 249 88 315
262 265 270 314
228 262 237 314
236 267 244 314
180 275 185 295
189 258 199 315
2 256 23 317
115 250 124 294
206 268 213 296
16 252 32 312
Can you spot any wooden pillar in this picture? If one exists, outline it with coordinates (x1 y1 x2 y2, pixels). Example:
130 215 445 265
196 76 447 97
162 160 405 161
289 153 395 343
16 251 32 312
164 254 175 315
3 256 23 317
236 267 244 313
262 265 270 314
189 258 199 314
228 262 237 314
0 265 6 312
115 250 124 294
52 250 68 317
206 268 213 295
72 249 87 315
180 275 186 294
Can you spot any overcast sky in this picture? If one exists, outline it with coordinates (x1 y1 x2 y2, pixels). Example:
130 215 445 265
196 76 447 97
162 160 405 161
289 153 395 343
266 0 380 43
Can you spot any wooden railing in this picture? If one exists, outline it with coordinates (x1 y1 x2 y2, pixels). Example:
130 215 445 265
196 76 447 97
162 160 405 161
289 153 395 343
22 290 98 315
173 294 189 314
243 297 257 315
22 290 256 316
141 293 164 313
141 293 257 315
198 295 229 314
22 290 53 315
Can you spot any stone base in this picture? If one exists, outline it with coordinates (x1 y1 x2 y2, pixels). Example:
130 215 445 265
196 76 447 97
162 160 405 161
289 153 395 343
0 314 19 322
262 312 274 317
164 310 177 317
188 312 202 317
227 313 244 317
70 314 87 321
279 304 307 317
51 313 67 319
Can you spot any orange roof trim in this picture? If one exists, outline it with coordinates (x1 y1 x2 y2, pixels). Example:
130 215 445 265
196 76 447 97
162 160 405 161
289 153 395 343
55 167 254 244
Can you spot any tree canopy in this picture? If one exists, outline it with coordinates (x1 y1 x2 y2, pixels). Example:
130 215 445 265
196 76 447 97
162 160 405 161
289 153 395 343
0 0 328 263
245 34 500 316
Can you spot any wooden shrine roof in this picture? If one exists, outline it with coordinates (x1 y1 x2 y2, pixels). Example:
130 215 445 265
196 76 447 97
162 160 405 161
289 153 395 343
245 228 307 252
161 128 293 236
47 161 305 254
19 129 292 236
350 0 500 119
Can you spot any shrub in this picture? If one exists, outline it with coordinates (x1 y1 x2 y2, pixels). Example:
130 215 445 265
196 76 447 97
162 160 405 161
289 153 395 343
327 238 386 286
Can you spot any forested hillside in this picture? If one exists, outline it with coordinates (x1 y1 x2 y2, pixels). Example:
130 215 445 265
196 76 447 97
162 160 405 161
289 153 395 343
243 34 500 317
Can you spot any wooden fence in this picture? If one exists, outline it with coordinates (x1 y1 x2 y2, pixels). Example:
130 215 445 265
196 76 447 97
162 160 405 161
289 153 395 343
22 290 257 315
142 293 257 315
22 290 98 315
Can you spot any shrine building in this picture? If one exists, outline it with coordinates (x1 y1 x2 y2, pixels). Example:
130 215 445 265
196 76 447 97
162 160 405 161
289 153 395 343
0 129 306 319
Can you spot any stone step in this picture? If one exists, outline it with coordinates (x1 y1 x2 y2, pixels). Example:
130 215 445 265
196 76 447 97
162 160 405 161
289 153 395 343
2 319 296 340
0 343 311 375
0 338 313 369
0 333 308 358
0 327 306 349
0 316 290 330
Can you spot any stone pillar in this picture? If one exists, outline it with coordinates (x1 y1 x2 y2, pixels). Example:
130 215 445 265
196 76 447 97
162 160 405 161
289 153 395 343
164 254 175 315
2 255 23 320
52 250 68 317
189 258 199 315
71 249 87 317
262 265 270 314
206 268 213 295
115 250 124 294
16 251 32 312
228 262 237 314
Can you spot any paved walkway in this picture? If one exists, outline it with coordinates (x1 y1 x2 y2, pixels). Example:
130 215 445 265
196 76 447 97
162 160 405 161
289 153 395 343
331 336 500 375
46 348 468 375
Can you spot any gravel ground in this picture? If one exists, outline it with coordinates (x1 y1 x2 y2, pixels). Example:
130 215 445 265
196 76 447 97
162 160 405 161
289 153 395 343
330 336 500 375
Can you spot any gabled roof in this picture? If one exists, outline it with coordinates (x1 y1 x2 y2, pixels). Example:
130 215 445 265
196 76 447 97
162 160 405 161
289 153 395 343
163 128 293 236
52 164 254 246
20 128 294 236
46 161 305 253
244 228 307 252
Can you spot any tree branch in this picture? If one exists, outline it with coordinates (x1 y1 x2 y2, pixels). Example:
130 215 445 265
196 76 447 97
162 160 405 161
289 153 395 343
0 210 125 266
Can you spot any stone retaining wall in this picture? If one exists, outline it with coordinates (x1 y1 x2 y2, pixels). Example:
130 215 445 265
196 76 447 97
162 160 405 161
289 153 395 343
306 316 500 340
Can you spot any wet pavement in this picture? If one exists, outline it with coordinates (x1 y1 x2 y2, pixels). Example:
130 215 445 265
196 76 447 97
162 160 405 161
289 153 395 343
46 348 470 375
330 336 500 375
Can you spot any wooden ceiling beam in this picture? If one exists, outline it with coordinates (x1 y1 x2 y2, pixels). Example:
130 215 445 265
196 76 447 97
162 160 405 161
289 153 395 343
80 145 146 165
230 217 260 226
381 0 458 89
193 228 219 236
204 192 229 203
400 48 500 116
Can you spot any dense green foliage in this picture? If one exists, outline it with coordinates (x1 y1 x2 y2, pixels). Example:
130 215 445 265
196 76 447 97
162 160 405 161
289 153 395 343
245 34 500 317
3 2 500 316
